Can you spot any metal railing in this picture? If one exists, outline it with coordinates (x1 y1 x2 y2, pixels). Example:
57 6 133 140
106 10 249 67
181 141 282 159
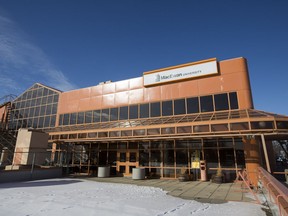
258 167 288 216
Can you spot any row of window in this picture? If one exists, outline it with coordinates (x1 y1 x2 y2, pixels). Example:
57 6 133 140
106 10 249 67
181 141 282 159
11 104 58 119
59 92 238 126
9 115 57 130
13 94 59 109
51 120 285 141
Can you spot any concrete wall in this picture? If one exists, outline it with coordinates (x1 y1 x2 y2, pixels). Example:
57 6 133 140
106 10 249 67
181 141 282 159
0 167 63 183
13 128 49 166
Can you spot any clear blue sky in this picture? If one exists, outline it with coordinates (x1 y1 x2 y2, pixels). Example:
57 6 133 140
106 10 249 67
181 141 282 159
0 0 287 115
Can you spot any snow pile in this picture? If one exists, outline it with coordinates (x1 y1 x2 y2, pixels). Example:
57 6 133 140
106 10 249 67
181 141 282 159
0 178 267 216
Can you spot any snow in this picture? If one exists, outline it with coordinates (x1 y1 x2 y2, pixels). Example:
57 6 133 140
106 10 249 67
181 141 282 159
0 178 267 216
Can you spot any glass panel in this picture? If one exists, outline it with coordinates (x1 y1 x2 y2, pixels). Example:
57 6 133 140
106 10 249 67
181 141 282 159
187 97 199 114
163 169 175 178
214 93 229 111
177 126 192 134
77 112 84 124
150 102 160 117
129 105 138 119
251 121 274 129
63 114 69 125
176 149 188 167
119 106 128 120
70 113 77 125
85 111 92 123
163 149 174 166
229 92 239 110
147 128 160 135
118 142 127 149
162 101 173 116
150 150 161 167
219 149 235 168
161 127 175 135
46 104 52 115
120 153 126 162
139 150 149 166
52 104 57 114
129 142 138 149
110 108 119 121
174 99 186 115
140 103 149 118
230 122 249 130
44 116 50 128
101 109 109 122
93 110 101 122
59 114 63 126
276 121 288 129
108 151 117 166
200 95 214 112
129 152 136 162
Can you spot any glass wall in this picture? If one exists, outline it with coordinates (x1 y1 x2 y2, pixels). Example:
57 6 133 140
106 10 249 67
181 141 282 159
9 83 60 130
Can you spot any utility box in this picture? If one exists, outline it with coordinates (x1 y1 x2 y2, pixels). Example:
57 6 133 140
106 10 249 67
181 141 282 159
200 160 207 181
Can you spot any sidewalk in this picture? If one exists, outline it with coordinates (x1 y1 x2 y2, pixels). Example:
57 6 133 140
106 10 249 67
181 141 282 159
83 177 258 204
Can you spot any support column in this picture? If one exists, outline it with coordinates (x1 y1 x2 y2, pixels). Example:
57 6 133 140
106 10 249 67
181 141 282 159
242 135 260 186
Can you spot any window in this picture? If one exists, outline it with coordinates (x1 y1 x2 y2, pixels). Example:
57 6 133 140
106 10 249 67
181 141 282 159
110 108 119 121
174 99 186 115
77 112 84 124
70 113 77 125
200 95 214 112
162 100 173 116
214 93 229 111
101 109 109 122
140 103 149 118
119 106 128 120
150 102 160 117
85 111 92 123
129 105 138 119
187 97 199 114
93 110 100 122
229 92 238 109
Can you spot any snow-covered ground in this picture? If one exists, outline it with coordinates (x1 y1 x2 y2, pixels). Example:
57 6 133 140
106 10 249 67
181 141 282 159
0 178 267 216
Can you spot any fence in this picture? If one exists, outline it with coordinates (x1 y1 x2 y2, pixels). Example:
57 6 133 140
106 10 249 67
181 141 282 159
258 167 288 216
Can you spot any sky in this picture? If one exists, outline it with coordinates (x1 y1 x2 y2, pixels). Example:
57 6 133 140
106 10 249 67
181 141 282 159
0 0 288 115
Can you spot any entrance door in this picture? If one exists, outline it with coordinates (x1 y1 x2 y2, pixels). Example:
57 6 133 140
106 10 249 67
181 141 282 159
117 150 139 176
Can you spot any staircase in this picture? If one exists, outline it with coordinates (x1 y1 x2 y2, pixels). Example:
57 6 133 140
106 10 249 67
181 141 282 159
0 95 17 165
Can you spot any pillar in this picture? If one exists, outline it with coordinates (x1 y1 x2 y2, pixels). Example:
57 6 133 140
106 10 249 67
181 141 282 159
242 135 260 186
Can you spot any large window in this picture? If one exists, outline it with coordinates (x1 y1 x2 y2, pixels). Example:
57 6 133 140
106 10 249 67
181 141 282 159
140 104 149 118
174 99 186 115
214 94 229 111
200 95 214 112
9 83 60 130
150 102 161 117
162 100 173 116
129 105 138 119
187 97 199 114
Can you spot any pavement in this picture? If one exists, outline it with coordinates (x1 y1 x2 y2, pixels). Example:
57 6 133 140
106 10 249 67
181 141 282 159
77 176 259 204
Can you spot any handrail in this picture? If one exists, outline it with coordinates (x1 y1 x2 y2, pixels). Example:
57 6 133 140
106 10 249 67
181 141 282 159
258 167 288 216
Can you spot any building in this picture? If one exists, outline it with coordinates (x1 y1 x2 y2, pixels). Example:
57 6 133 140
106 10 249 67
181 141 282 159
2 57 288 185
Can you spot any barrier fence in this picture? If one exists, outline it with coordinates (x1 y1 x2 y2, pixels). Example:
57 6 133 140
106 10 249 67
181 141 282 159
258 167 288 216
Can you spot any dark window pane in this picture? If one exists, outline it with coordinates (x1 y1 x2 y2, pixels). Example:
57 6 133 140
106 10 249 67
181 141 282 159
44 116 50 128
187 97 199 114
140 104 149 118
63 114 69 125
174 99 186 115
229 92 239 109
93 110 100 122
200 95 214 112
42 96 47 104
85 111 92 123
47 95 53 104
70 113 77 125
129 105 138 119
214 94 229 111
150 102 160 117
77 112 84 124
34 107 40 116
52 104 57 114
46 104 52 115
40 106 46 116
101 109 109 122
50 115 56 127
38 117 44 128
59 114 63 126
119 106 128 120
110 108 119 121
53 94 59 103
162 101 173 116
